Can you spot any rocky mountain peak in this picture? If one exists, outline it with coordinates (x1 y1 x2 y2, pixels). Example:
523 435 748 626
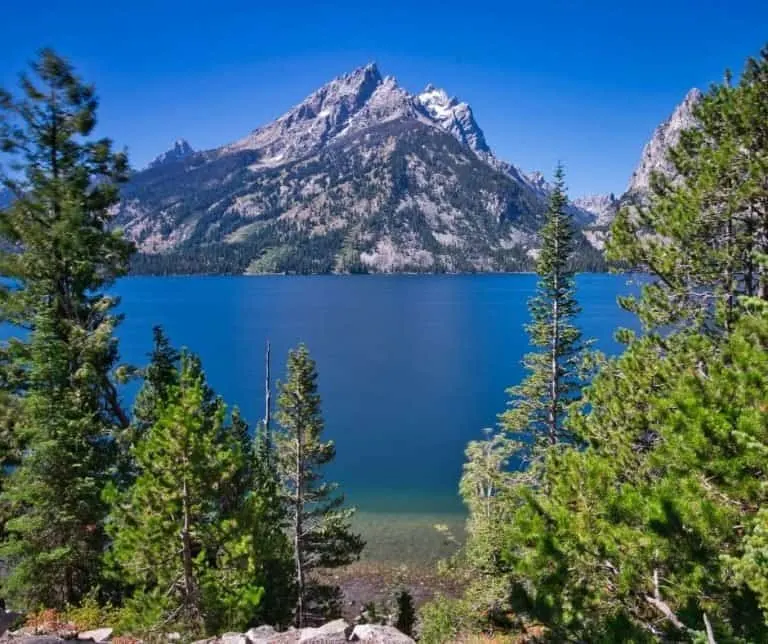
223 63 493 165
524 170 550 193
626 87 702 195
416 85 489 154
148 138 195 168
224 63 386 163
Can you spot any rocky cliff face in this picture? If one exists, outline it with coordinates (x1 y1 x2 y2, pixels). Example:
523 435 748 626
573 193 620 227
625 88 702 197
569 87 702 242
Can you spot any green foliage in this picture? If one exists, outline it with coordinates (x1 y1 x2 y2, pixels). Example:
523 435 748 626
0 49 133 608
106 352 246 634
500 163 587 450
453 44 768 643
274 345 364 626
65 589 119 632
417 595 479 644
609 46 768 334
455 166 591 636
727 508 768 623
106 338 294 635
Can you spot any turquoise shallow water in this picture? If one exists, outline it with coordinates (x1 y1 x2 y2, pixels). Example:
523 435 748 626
113 274 640 526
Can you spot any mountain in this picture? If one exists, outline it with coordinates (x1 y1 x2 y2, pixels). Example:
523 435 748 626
117 65 697 275
625 88 702 198
415 84 489 154
148 139 195 168
573 194 620 227
566 87 703 246
119 63 610 274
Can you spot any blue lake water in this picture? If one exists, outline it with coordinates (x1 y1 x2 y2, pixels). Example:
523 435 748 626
114 274 640 519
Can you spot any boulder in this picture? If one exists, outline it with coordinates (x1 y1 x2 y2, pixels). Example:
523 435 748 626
351 625 415 643
245 626 278 643
297 619 352 643
77 628 113 642
220 634 248 644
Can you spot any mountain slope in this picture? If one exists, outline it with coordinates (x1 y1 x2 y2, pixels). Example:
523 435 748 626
567 87 702 244
625 88 702 198
123 117 547 274
118 63 579 274
119 63 691 274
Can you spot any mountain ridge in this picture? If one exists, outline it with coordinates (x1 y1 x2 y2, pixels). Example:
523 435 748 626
116 64 698 274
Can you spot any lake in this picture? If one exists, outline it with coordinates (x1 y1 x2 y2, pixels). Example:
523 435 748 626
115 274 639 561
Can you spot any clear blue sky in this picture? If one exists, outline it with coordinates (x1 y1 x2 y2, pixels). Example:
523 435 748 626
1 0 766 196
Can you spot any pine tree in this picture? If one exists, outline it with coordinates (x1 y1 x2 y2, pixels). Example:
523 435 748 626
106 352 261 634
132 327 180 437
452 166 587 629
0 49 133 607
501 163 585 449
274 345 364 627
609 47 768 334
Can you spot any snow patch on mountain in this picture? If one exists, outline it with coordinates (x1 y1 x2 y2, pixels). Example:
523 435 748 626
416 84 490 154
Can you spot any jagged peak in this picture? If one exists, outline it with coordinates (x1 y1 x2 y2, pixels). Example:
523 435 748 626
148 138 195 168
626 87 702 195
172 138 193 151
341 61 381 83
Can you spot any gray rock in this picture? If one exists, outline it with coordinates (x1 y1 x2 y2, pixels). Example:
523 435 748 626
245 625 278 643
626 88 702 198
77 627 112 642
148 139 195 169
297 619 352 643
351 624 415 643
7 638 67 644
114 62 560 273
220 633 248 644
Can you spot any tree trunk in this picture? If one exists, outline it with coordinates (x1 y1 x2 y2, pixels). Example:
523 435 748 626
181 474 196 617
549 225 560 446
294 412 306 627
264 341 271 449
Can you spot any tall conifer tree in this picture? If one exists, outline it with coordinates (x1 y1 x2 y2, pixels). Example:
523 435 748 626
500 163 585 448
107 352 262 634
0 49 133 606
609 47 768 334
274 345 364 627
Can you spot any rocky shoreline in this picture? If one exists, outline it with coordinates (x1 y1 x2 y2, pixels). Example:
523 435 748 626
0 619 413 644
